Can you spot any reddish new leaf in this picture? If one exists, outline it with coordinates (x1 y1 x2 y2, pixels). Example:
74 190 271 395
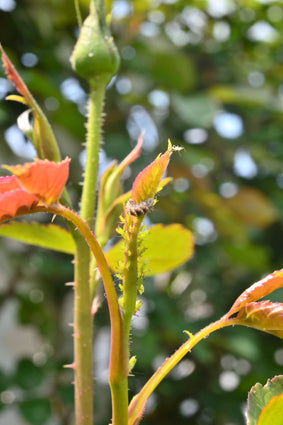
228 269 283 317
1 45 61 162
117 132 143 174
5 158 70 204
0 45 32 103
0 176 38 222
233 301 283 339
131 141 173 203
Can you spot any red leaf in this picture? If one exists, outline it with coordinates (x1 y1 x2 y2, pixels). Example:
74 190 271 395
131 141 173 203
0 176 38 222
228 269 283 316
234 301 283 339
117 132 143 174
4 157 70 204
0 45 32 103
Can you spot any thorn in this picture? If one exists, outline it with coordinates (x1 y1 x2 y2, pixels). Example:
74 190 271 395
51 214 56 223
183 330 194 339
68 322 74 327
65 281 75 287
63 362 75 369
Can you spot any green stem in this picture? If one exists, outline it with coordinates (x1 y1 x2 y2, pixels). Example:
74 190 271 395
80 81 106 229
72 77 107 423
74 0 83 27
122 217 143 339
128 317 234 425
73 233 93 425
34 205 128 425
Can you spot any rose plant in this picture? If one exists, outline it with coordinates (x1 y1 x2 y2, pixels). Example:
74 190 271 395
0 2 283 425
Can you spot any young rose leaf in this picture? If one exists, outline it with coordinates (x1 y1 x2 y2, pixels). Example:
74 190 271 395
245 375 283 425
131 141 173 203
0 176 39 222
95 135 143 244
1 45 61 161
233 301 283 339
4 158 70 204
0 222 75 254
106 223 194 276
256 393 283 425
0 45 32 102
227 269 283 317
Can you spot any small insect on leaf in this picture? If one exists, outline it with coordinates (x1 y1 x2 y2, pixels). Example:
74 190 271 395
172 145 184 152
126 198 155 217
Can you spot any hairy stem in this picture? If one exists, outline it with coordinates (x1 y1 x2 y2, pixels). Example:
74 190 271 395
73 233 93 425
35 205 128 425
128 317 234 425
122 216 143 339
73 78 107 423
80 81 106 229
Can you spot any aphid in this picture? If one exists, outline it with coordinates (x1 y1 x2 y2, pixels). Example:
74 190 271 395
172 145 184 152
126 198 155 217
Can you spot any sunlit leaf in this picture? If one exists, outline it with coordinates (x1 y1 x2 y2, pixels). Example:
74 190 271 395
0 222 75 254
131 141 173 203
257 394 283 425
96 134 144 245
228 269 283 316
0 176 39 222
5 157 70 204
245 375 283 425
106 223 194 276
233 301 283 339
0 45 33 102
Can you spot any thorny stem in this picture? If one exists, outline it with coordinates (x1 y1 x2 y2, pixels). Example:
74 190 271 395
72 77 107 424
122 216 143 340
73 233 93 425
34 204 128 425
80 83 106 229
128 317 234 425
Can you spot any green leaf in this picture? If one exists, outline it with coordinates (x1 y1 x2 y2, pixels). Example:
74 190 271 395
257 393 283 425
245 375 283 425
106 223 194 276
0 222 75 254
19 398 51 425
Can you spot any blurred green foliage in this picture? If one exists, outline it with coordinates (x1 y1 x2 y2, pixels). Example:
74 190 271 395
0 0 283 424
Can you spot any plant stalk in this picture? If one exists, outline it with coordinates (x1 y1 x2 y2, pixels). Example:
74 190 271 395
35 204 128 425
73 233 93 425
128 317 234 425
122 217 143 339
80 82 106 229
